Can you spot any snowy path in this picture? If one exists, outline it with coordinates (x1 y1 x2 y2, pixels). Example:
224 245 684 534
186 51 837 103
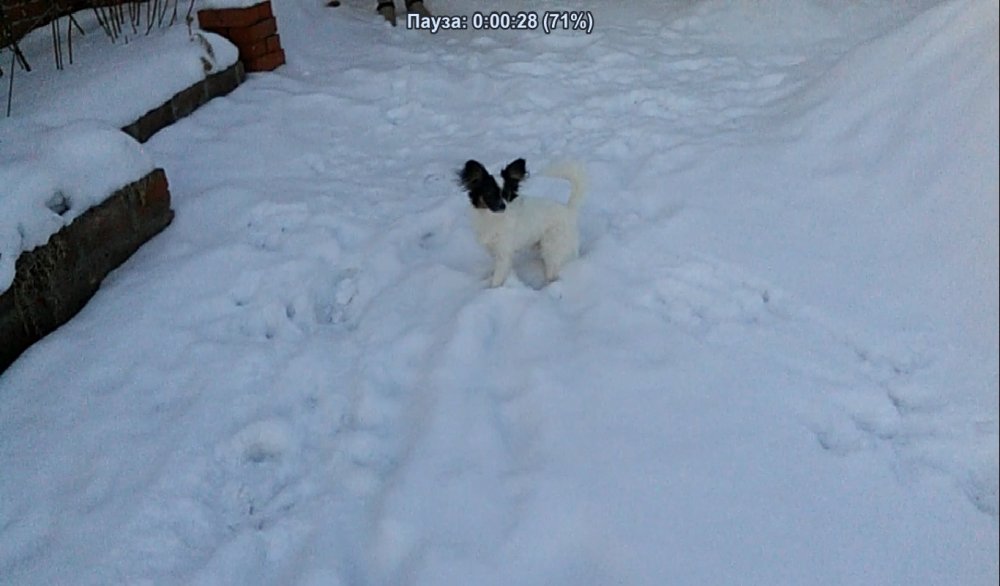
1 1 996 584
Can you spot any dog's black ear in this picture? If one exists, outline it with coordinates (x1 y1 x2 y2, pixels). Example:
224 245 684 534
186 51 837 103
458 159 505 212
500 158 527 202
458 160 490 191
501 158 527 183
456 159 486 190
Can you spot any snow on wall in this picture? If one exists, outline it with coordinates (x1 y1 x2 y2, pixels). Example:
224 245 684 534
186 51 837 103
199 0 269 9
0 120 155 292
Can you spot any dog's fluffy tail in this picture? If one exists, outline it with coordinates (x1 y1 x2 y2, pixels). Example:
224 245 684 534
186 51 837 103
542 161 587 212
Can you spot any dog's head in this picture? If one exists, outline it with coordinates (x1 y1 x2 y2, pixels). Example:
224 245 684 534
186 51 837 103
458 159 527 212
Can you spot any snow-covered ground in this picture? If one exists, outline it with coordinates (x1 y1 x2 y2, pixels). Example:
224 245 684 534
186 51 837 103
1 1 997 584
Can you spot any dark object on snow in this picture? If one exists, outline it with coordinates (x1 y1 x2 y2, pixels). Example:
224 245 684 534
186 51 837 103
376 0 430 27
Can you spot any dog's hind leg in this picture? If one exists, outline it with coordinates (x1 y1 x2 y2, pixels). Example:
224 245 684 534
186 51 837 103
541 230 578 283
542 253 571 282
541 249 567 282
542 260 560 282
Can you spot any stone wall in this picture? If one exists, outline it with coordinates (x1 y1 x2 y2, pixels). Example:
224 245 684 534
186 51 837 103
1 169 173 371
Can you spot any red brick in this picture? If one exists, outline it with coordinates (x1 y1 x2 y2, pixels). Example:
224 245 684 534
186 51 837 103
244 48 285 72
239 36 272 60
143 169 171 211
239 35 281 61
197 2 272 29
226 17 277 45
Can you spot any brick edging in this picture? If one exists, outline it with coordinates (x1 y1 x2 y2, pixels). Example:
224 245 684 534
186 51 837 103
0 169 174 372
122 60 246 143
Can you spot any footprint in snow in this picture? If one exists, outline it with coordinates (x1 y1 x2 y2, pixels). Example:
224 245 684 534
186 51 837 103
216 419 302 531
245 202 310 252
232 420 293 465
646 259 778 332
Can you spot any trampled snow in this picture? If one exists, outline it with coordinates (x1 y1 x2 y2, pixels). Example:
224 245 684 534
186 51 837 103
1 1 997 585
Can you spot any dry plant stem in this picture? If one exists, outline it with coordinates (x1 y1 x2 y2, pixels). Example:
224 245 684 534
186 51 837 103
69 14 84 35
146 0 157 34
185 0 194 35
50 19 62 70
128 1 137 36
92 7 114 41
110 5 122 41
158 0 170 27
67 15 72 64
6 49 14 116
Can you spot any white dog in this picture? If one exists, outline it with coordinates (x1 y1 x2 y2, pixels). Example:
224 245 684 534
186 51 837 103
458 158 586 287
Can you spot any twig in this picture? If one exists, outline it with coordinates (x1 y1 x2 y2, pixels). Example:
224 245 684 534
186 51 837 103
128 0 138 36
114 3 127 44
6 45 15 116
67 15 73 65
50 19 62 70
185 0 195 35
92 6 115 41
147 0 158 34
65 14 85 66
69 13 85 35
158 0 170 27
109 5 122 42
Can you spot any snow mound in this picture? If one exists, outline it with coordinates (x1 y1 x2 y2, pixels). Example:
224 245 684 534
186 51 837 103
0 121 154 292
792 0 999 369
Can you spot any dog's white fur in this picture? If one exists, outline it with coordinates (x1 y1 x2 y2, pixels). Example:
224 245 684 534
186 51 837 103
472 162 587 287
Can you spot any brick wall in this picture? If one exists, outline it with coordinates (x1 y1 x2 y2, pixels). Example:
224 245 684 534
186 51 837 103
197 1 284 72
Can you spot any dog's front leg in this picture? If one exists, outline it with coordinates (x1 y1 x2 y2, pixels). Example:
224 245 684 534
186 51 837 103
490 252 513 287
